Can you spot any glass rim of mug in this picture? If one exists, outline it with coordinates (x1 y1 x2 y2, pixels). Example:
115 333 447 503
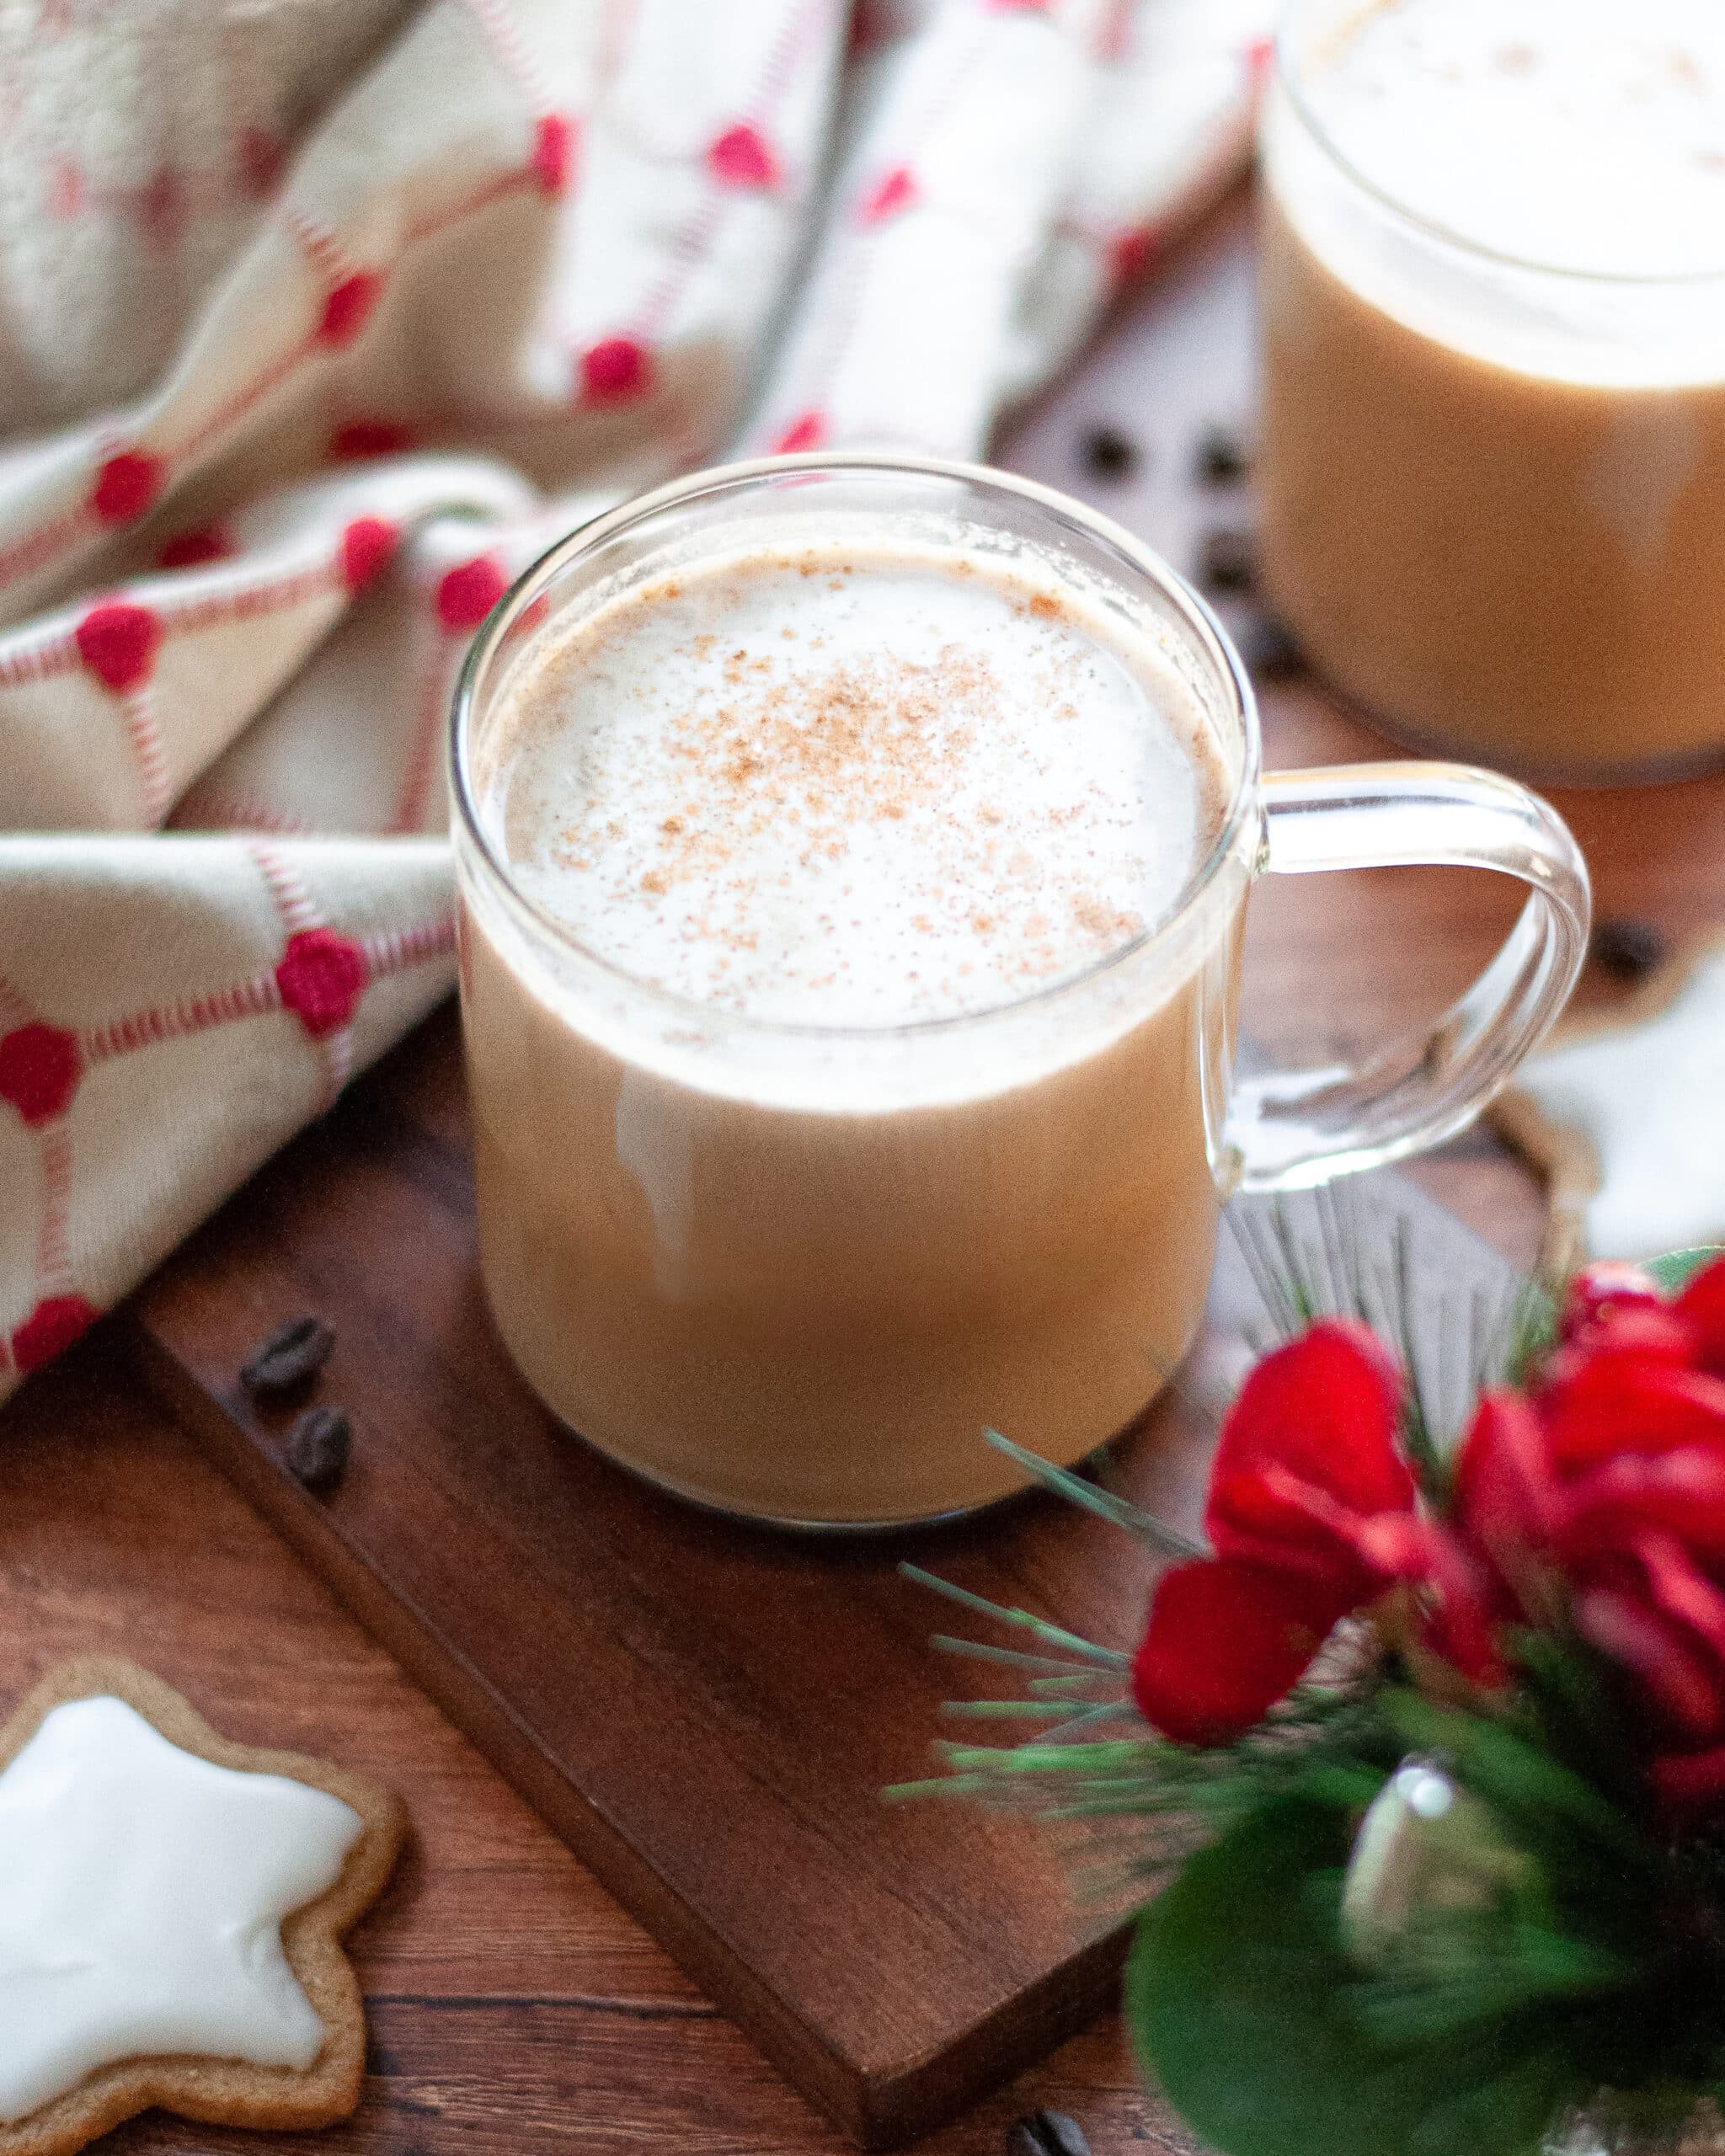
448 451 1263 1047
1272 2 1725 291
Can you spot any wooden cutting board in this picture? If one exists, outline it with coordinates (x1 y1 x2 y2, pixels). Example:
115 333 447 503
125 1003 1521 2149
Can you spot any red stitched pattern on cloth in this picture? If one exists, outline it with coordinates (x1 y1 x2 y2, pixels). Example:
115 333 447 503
0 0 1269 1389
0 1025 83 1129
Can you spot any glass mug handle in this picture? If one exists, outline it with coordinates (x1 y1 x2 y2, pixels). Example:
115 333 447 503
1226 761 1591 1193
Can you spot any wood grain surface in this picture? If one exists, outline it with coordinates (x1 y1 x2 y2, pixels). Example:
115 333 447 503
122 1001 1521 2147
1 1343 1178 2156
3 188 1724 2156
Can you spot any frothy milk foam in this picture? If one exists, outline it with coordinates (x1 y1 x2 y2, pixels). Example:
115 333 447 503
483 540 1225 1045
1309 0 1725 280
460 525 1247 1522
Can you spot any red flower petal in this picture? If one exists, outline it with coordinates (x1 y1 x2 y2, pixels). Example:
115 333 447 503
1649 1744 1725 1815
1132 1556 1350 1746
1559 1259 1664 1340
1560 1449 1725 1560
1542 1305 1696 1389
1678 1255 1725 1378
1452 1390 1559 1582
1544 1355 1725 1470
1205 1319 1413 1573
1416 1524 1509 1687
1629 1529 1725 1668
1575 1584 1725 1742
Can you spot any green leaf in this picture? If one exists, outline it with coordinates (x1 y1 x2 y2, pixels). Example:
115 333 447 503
1646 1246 1725 1294
1126 1801 1574 2156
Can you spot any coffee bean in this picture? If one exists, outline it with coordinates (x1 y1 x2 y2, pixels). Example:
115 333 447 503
241 1315 334 1399
1590 917 1668 983
1007 2111 1092 2156
1080 424 1141 481
1235 612 1304 680
1199 525 1258 595
1195 423 1252 485
286 1406 351 1493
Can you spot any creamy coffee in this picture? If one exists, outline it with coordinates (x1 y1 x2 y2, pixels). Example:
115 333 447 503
460 535 1243 1524
1261 0 1725 776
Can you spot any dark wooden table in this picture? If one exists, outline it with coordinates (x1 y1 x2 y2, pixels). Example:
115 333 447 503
7 191 1725 2156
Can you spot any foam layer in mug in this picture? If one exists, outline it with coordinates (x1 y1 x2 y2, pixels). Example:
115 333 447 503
1306 0 1725 279
483 539 1229 1032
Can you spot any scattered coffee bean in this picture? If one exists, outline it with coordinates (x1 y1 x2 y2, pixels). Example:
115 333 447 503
1196 423 1252 485
1235 611 1305 680
1590 917 1668 983
286 1406 351 1493
1007 2111 1092 2156
1080 424 1141 481
1199 525 1258 595
240 1315 334 1400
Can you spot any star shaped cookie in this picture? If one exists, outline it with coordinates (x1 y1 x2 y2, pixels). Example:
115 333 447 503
0 1659 405 2154
1492 931 1725 1263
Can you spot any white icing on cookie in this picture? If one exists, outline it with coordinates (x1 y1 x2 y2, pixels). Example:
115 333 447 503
0 1694 363 2123
1507 942 1725 1260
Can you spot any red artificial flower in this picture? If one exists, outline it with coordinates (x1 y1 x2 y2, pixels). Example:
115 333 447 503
1132 1320 1421 1745
1677 1257 1725 1377
1558 1257 1667 1339
1132 1558 1348 1748
1450 1255 1725 1813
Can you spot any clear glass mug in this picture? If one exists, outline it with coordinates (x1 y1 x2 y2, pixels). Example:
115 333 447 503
451 456 1589 1529
1258 0 1725 782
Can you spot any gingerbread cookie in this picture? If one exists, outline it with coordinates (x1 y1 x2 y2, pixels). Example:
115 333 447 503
1491 930 1725 1264
0 1658 406 2153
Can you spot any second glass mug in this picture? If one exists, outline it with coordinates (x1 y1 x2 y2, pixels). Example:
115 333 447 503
451 456 1589 1530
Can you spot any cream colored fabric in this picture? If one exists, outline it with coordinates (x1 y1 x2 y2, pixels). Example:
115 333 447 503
0 0 1270 1394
